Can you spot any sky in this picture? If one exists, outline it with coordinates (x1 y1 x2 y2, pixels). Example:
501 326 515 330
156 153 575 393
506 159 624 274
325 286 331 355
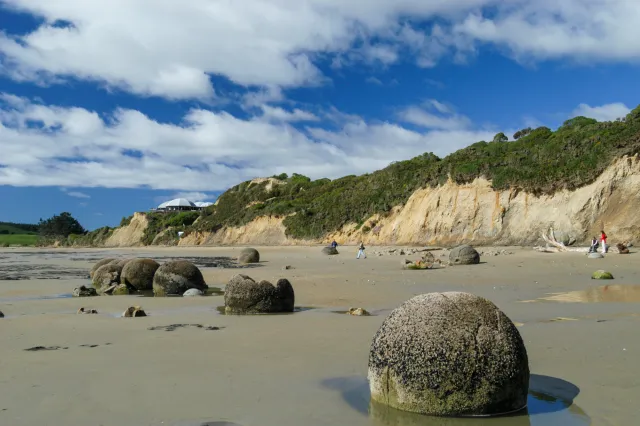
0 0 639 230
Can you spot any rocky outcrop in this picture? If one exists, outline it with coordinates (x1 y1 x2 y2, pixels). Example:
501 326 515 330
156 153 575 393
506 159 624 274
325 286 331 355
368 292 529 416
121 258 160 291
238 248 260 264
104 212 148 247
449 245 480 265
152 261 208 296
223 274 295 314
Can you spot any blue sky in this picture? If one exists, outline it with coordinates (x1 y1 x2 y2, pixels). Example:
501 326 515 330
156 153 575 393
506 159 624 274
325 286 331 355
0 0 638 230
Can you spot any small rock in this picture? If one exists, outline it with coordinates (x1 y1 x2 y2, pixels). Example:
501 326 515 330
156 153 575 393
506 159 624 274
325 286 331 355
183 288 204 297
0 310 4 318
72 285 98 297
588 253 604 259
592 270 614 280
282 265 293 270
122 306 147 317
77 307 98 314
347 307 371 316
102 284 118 295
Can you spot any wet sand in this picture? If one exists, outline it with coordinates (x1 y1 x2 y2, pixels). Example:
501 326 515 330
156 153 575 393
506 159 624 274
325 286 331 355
0 245 639 426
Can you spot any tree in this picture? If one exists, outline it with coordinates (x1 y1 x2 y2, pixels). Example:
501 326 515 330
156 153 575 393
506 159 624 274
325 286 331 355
38 212 86 237
493 132 508 143
513 127 532 140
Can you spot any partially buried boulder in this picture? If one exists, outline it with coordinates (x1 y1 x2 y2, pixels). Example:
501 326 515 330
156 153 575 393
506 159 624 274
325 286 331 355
73 285 98 297
111 284 130 295
122 306 146 317
368 292 529 416
592 270 614 280
238 248 260 264
617 243 630 254
588 252 604 259
449 245 480 265
121 258 160 291
92 264 123 291
224 274 294 314
152 260 208 297
322 246 339 255
89 258 117 278
183 288 204 297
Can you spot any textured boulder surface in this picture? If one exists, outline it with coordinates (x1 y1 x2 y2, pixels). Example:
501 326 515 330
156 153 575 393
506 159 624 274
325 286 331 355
588 252 604 259
89 258 117 278
111 284 130 295
183 288 204 297
122 306 147 317
592 270 614 280
73 285 98 297
238 248 260 264
152 260 208 296
322 246 339 255
368 292 529 416
113 258 134 268
92 264 123 291
224 274 295 314
617 243 630 254
449 245 480 265
121 258 160 291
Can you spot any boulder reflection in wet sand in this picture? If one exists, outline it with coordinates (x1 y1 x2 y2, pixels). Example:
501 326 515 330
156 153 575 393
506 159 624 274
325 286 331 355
541 285 640 303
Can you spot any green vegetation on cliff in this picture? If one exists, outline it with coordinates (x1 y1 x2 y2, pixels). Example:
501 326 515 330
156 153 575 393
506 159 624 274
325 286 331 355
187 106 640 240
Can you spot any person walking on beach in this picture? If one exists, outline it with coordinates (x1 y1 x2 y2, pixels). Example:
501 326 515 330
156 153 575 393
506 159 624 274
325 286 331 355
589 236 599 253
600 230 608 254
356 242 366 259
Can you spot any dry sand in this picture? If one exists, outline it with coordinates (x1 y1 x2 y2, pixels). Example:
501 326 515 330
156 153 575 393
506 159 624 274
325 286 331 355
1 245 639 426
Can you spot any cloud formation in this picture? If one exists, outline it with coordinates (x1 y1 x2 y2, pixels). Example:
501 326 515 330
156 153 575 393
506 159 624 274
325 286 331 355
1 1 639 99
572 103 631 122
0 94 495 191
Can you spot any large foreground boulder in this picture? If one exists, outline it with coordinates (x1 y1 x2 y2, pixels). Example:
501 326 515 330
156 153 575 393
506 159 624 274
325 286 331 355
121 258 160 291
89 258 117 278
152 260 208 296
238 248 260 264
449 245 480 265
224 274 294 314
92 264 123 291
368 292 529 416
321 246 339 255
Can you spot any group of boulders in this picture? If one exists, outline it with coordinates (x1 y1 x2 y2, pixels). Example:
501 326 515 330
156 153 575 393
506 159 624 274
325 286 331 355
402 245 481 269
86 257 208 297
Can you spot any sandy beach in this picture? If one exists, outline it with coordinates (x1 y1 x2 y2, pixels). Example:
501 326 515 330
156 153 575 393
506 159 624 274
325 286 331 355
1 245 638 426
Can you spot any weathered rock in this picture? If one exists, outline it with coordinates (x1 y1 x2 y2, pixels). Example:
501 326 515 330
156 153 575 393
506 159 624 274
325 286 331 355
92 263 123 291
449 245 480 265
238 248 260 264
368 292 529 416
77 307 98 314
592 270 614 280
0 310 4 318
122 306 147 317
617 243 630 254
322 246 339 255
152 260 208 297
113 258 134 268
121 258 160 291
224 274 295 314
588 252 604 259
347 307 370 316
282 265 293 270
183 288 204 297
111 284 130 295
73 285 98 297
89 258 117 278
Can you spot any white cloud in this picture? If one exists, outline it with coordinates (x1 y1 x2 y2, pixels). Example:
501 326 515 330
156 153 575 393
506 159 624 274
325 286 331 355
60 187 90 198
572 102 631 122
259 105 319 122
1 1 639 100
366 76 383 85
398 100 472 130
0 94 493 191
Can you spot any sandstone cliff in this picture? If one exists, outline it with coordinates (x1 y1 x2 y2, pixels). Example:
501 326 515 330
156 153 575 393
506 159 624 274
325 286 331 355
103 212 148 247
172 155 640 247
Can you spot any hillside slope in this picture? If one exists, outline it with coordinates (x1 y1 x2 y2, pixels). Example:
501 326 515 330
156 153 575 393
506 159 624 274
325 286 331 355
78 105 640 247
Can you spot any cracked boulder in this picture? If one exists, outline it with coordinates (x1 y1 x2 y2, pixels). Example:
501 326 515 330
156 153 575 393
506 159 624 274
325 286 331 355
224 274 294 314
152 260 208 297
368 292 529 416
92 263 123 292
89 258 117 279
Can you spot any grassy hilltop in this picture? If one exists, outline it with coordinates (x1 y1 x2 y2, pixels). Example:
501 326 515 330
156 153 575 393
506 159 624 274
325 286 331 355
85 105 640 245
0 222 39 246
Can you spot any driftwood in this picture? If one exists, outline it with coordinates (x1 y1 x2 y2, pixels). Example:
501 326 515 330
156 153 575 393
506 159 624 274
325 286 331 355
534 227 624 254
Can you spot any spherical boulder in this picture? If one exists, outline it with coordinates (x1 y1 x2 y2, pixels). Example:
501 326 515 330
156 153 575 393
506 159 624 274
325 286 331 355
152 260 208 297
588 252 604 259
321 246 339 255
617 243 630 254
238 248 260 264
224 274 295 314
449 245 480 265
89 258 117 278
592 270 614 280
113 258 134 268
368 292 529 416
183 288 204 297
121 258 160 291
92 263 123 291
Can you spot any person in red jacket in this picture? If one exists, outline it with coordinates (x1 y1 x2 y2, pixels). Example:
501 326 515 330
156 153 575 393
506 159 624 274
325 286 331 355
600 230 607 254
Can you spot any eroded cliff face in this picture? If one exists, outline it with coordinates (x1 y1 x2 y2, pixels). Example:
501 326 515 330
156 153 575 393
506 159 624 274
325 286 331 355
103 212 148 247
115 156 640 247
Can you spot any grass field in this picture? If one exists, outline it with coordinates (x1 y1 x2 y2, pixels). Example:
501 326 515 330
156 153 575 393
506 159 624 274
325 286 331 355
0 234 39 246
